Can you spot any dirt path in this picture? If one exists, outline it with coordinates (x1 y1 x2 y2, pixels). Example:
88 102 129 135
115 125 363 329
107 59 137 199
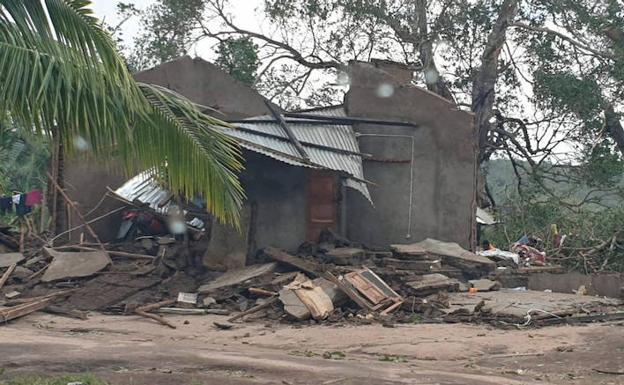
1 313 623 384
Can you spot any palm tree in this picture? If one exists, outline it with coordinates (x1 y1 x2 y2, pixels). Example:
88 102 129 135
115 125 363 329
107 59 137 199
0 0 244 226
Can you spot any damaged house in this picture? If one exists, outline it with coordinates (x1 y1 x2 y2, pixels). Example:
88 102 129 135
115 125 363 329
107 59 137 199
63 56 477 269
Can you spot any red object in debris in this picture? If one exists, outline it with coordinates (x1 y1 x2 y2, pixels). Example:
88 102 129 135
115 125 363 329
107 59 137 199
25 189 42 206
511 243 546 266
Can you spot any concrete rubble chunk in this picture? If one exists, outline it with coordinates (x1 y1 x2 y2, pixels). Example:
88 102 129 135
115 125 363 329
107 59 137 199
406 238 496 273
198 263 277 293
41 247 111 282
0 253 24 268
469 279 501 292
407 273 460 293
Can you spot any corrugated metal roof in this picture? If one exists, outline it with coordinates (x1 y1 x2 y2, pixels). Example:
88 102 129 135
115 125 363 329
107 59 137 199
115 106 372 211
224 106 372 201
114 172 175 214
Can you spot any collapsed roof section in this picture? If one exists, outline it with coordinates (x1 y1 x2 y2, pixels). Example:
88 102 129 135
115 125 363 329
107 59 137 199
115 106 373 216
224 105 372 202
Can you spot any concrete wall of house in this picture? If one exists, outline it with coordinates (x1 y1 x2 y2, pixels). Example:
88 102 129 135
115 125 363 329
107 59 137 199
240 151 308 252
345 61 477 249
133 56 269 119
64 56 271 244
64 157 126 243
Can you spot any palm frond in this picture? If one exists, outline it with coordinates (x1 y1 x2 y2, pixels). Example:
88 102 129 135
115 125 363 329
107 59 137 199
0 0 244 224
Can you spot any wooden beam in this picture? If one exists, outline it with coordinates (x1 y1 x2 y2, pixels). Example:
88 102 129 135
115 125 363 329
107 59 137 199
0 263 16 290
264 101 310 161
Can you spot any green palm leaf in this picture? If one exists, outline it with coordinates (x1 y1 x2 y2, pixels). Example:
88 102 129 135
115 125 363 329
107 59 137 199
0 0 243 224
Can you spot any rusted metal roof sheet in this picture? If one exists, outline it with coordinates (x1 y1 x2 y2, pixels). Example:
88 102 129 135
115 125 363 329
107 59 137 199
224 106 372 201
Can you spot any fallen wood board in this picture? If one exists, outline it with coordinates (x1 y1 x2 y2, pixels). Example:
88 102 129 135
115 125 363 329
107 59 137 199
198 263 277 293
0 263 16 290
263 247 321 275
136 299 176 313
228 296 279 322
0 253 24 268
41 247 111 282
345 272 386 305
0 297 53 323
156 308 208 315
323 272 375 312
135 309 176 329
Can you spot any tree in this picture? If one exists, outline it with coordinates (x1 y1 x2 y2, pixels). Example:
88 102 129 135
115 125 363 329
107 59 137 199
128 0 205 71
0 0 243 226
215 37 260 86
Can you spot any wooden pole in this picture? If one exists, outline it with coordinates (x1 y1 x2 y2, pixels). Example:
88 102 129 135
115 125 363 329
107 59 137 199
46 171 105 250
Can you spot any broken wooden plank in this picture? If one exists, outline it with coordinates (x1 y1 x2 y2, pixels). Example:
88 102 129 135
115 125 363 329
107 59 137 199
227 296 279 322
380 300 404 316
0 297 53 323
323 271 374 311
0 263 16 290
248 287 278 297
3 289 77 306
56 246 156 260
344 272 386 305
135 299 176 313
156 308 208 315
135 309 176 329
263 247 321 276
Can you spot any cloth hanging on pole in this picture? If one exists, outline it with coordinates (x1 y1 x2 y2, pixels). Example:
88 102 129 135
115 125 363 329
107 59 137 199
0 197 12 215
25 189 42 206
15 194 31 217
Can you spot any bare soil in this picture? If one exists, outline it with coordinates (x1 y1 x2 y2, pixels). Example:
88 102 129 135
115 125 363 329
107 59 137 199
1 313 623 385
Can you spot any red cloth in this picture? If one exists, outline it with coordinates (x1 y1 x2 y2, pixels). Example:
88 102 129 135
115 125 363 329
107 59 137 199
25 189 42 206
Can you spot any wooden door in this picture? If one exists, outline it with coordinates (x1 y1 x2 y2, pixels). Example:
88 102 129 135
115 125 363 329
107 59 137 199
306 170 338 242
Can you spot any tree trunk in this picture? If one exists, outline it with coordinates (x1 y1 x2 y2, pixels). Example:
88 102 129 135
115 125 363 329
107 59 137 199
605 105 624 155
471 0 519 163
49 129 67 237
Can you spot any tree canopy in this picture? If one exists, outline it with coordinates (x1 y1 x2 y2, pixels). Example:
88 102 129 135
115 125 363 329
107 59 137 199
0 0 244 225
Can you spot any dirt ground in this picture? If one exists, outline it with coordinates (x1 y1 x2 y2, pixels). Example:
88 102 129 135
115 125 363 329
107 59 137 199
1 313 624 385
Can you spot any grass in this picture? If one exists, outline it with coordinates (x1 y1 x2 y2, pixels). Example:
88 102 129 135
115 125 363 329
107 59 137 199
0 375 107 385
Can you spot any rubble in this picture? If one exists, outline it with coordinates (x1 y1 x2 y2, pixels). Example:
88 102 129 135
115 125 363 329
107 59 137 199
41 248 111 282
0 252 24 268
0 219 621 330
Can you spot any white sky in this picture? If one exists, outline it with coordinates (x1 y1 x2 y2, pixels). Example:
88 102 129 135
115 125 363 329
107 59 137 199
91 0 264 61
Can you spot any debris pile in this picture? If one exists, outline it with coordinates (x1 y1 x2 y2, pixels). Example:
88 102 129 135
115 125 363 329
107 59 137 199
0 227 622 328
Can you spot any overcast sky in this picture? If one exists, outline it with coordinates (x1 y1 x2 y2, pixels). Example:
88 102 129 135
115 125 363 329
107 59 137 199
91 0 264 61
